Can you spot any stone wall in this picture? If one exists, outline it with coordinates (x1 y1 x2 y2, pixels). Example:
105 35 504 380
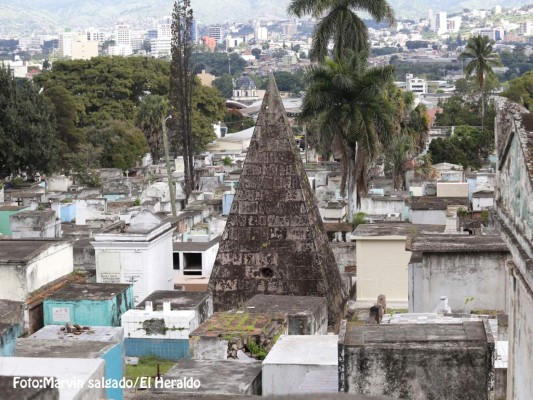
409 251 509 313
339 320 494 399
331 242 357 273
493 97 533 400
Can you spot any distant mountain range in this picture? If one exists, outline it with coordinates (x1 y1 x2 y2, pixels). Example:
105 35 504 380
0 0 531 33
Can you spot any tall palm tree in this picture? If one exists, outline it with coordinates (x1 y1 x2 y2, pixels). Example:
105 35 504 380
301 52 396 214
288 0 395 61
459 35 501 131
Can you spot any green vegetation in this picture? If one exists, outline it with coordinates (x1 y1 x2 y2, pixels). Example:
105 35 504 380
247 340 268 360
255 70 306 96
191 52 247 77
288 0 395 60
0 65 60 175
459 35 501 131
481 210 489 223
457 207 469 217
222 156 233 166
134 198 141 206
351 212 367 229
125 356 175 386
386 308 408 314
499 48 533 82
10 56 226 177
224 110 255 133
429 125 494 170
503 70 533 111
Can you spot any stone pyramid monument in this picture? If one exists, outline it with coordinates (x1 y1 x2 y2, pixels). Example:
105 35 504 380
208 76 346 327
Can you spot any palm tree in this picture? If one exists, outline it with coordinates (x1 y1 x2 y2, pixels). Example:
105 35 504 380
136 95 169 163
301 52 396 215
459 35 501 131
288 0 395 61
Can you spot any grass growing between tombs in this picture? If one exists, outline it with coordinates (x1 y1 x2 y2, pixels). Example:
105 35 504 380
386 308 409 315
125 356 175 386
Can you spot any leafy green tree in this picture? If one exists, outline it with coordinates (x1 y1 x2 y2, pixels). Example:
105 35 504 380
213 73 234 98
42 85 86 167
191 52 246 76
0 65 60 175
459 35 501 131
271 48 288 60
224 109 255 133
34 57 170 125
84 119 149 171
251 48 262 59
136 95 169 162
288 0 395 60
428 125 494 170
191 83 226 152
503 70 533 111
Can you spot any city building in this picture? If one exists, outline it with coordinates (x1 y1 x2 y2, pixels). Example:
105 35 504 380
208 26 223 43
435 12 447 35
232 74 259 105
406 74 428 94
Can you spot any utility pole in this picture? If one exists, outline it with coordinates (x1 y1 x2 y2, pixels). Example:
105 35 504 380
162 115 177 217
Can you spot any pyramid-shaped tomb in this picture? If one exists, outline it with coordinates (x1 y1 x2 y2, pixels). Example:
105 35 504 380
208 76 346 327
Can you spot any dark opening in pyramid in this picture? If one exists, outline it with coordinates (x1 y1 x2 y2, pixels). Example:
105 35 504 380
208 76 346 327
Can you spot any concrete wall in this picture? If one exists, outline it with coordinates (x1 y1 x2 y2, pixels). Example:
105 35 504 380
331 242 356 273
410 209 446 225
356 238 410 302
47 175 72 192
508 272 533 400
0 357 106 400
44 287 134 327
472 197 494 211
493 98 533 400
357 197 405 218
436 182 469 197
10 211 61 239
51 201 76 223
409 252 509 313
340 324 493 399
0 324 21 357
124 338 189 360
0 242 73 302
189 336 228 360
94 227 174 304
0 208 29 236
75 198 107 225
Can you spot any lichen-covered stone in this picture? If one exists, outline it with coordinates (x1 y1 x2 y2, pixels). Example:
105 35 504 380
208 76 346 327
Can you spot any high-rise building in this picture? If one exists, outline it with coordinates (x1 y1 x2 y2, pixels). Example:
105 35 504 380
59 29 98 60
208 26 222 43
427 9 435 30
157 24 172 39
84 28 105 43
130 31 144 52
281 21 297 37
435 12 447 35
519 21 533 35
115 24 131 46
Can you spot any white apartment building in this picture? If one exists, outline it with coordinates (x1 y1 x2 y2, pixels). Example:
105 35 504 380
208 26 222 43
59 30 98 60
520 21 533 35
115 24 131 46
435 12 447 35
405 74 428 94
151 37 172 57
84 28 105 43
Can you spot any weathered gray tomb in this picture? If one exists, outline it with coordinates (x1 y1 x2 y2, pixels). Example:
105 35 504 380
208 76 346 327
